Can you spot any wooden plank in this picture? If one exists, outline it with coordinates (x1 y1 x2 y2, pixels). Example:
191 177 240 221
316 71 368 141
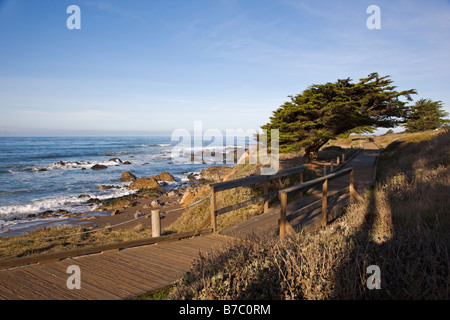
285 221 297 237
0 269 50 300
279 192 288 239
59 257 137 299
117 250 190 276
11 268 79 300
184 234 230 248
98 252 179 287
0 281 28 300
112 247 186 273
212 165 304 192
172 240 216 253
32 264 122 300
199 215 211 229
263 181 269 213
95 254 170 288
153 242 205 259
321 179 328 227
0 229 212 270
69 256 153 294
210 186 217 232
139 245 199 267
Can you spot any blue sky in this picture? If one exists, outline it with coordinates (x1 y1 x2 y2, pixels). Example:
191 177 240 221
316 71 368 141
0 0 449 136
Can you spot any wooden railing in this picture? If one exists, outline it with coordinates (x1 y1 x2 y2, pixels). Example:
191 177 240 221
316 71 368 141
278 167 363 239
201 166 305 232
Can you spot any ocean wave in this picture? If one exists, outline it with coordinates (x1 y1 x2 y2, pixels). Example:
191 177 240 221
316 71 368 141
30 158 130 172
0 187 136 222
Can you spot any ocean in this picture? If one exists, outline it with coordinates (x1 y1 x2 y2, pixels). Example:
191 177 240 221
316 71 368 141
0 136 251 236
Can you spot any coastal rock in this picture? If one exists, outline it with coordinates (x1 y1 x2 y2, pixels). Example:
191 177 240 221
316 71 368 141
38 210 56 218
87 198 101 205
111 209 120 216
122 161 132 165
128 177 164 192
179 191 195 207
119 171 137 182
98 185 120 190
167 190 179 197
91 164 108 170
151 171 176 182
200 166 233 182
151 200 162 208
159 171 176 181
187 173 197 182
78 194 91 199
109 158 122 163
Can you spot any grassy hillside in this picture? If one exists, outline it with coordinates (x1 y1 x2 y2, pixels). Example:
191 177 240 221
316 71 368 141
168 129 449 299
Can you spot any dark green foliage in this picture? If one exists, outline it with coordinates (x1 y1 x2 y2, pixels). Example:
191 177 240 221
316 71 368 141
261 72 416 160
405 98 449 132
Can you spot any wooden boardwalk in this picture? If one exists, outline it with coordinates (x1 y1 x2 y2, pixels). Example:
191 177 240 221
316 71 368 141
221 142 379 239
0 142 379 300
0 234 231 300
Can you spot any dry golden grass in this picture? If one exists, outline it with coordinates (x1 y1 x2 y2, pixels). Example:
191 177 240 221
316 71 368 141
169 129 450 300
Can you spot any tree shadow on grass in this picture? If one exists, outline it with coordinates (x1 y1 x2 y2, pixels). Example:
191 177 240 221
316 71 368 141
331 137 450 299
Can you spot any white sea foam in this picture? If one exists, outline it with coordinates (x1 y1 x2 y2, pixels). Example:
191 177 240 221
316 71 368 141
0 187 136 223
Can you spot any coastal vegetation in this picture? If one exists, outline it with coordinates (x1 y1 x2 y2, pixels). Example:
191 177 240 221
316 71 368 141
261 72 417 160
404 98 449 132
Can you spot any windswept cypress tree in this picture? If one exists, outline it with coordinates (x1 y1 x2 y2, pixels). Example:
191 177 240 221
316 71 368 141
261 72 417 160
405 98 449 132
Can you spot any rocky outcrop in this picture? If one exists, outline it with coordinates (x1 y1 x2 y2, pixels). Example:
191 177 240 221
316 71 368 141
179 190 195 207
152 172 176 182
128 177 164 192
119 171 137 182
91 164 108 170
98 185 120 190
109 158 122 163
200 166 233 182
187 173 198 181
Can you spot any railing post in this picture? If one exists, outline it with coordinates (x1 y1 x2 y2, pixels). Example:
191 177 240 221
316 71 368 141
321 179 328 227
263 181 269 213
210 186 217 232
330 160 334 172
349 169 355 204
337 156 340 166
151 209 161 237
279 192 287 239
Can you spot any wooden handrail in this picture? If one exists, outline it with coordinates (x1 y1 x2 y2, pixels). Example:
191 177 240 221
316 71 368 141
280 167 353 196
206 165 305 231
211 166 304 192
279 167 362 239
